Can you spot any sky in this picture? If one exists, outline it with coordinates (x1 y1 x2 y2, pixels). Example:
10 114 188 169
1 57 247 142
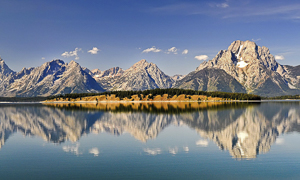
1 0 300 76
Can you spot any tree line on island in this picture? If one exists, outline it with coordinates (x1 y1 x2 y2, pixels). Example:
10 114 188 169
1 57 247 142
0 97 48 102
2 89 300 102
48 88 261 101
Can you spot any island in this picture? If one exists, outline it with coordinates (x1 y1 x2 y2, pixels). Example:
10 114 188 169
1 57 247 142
44 89 261 102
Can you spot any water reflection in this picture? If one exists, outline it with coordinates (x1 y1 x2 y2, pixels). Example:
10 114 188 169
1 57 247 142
143 148 162 155
0 101 299 159
89 147 100 156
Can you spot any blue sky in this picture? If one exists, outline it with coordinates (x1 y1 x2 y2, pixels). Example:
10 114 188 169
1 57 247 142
1 0 300 76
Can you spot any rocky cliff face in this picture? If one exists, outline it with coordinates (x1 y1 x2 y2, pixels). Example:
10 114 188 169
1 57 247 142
195 40 300 96
280 65 300 89
91 67 124 90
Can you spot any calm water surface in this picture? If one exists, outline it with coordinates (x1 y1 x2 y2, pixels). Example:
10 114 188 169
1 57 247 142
0 101 300 180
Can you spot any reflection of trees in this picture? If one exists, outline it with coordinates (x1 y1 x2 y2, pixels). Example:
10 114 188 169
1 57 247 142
1 102 300 159
46 101 255 114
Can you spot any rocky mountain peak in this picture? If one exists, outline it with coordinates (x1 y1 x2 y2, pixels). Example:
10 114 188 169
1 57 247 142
132 59 150 69
228 40 257 53
68 60 79 67
101 59 174 91
193 40 292 95
137 59 147 64
104 67 123 76
42 59 64 68
40 59 65 76
0 57 15 76
226 40 277 70
92 67 124 79
50 59 65 65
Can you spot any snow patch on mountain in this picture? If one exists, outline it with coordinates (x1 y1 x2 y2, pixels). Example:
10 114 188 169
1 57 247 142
288 83 297 89
237 60 249 68
236 45 243 60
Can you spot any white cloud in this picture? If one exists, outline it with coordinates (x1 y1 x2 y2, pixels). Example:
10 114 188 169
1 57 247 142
195 55 209 61
167 47 178 54
217 2 229 8
89 147 100 156
41 57 45 60
61 47 82 57
152 2 300 22
221 3 300 20
182 49 189 55
251 38 261 42
61 48 82 60
196 140 209 147
88 47 100 55
144 148 162 155
275 55 285 60
142 46 162 53
62 143 81 155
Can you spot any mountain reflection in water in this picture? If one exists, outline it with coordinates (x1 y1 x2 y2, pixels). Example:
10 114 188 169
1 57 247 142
0 101 299 159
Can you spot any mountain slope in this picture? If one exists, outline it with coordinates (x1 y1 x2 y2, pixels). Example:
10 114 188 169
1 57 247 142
100 59 174 91
0 58 16 93
171 74 185 81
92 67 124 90
174 67 246 93
281 65 300 89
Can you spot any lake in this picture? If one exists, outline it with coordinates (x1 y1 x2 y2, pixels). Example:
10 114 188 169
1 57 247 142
0 101 300 180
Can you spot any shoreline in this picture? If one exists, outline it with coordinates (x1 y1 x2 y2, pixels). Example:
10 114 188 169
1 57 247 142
0 102 43 104
43 100 263 103
0 99 299 104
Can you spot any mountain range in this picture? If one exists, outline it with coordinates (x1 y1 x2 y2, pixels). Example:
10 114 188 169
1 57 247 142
1 40 300 97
